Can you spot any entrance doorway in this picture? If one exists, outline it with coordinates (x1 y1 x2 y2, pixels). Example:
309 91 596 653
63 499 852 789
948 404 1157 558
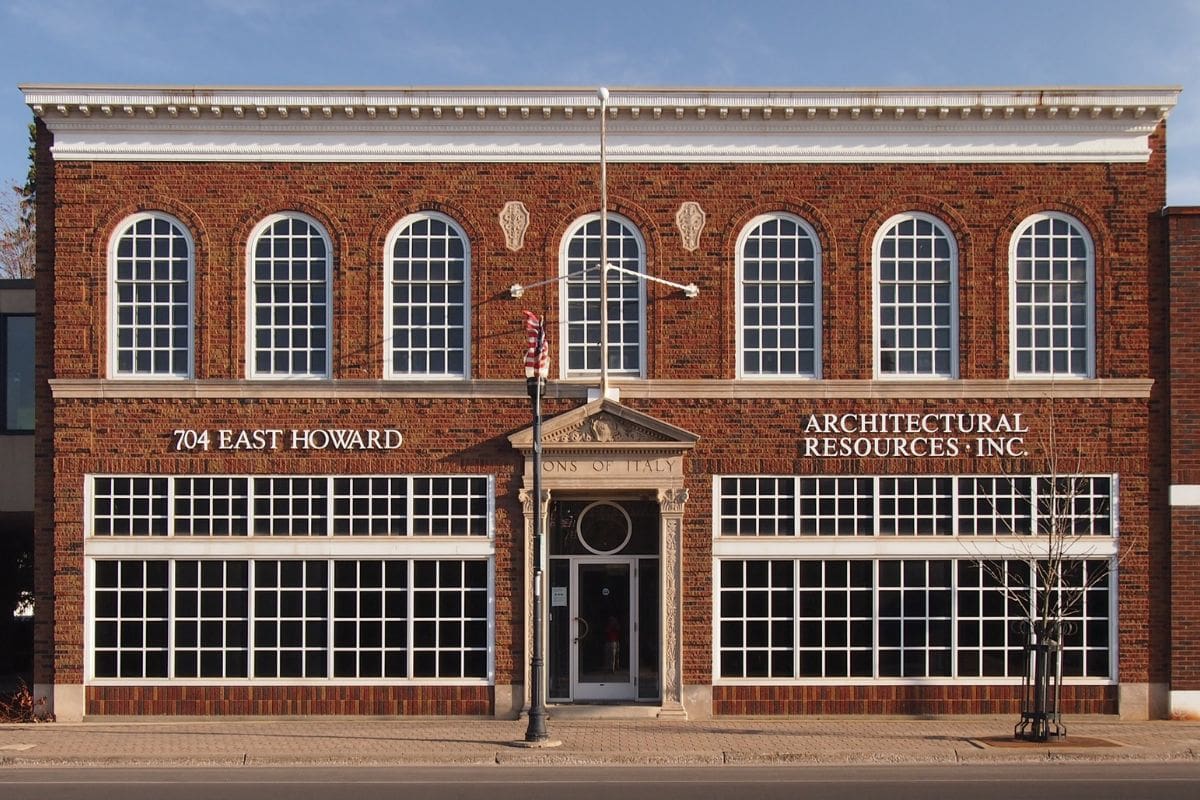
548 499 660 704
573 559 634 700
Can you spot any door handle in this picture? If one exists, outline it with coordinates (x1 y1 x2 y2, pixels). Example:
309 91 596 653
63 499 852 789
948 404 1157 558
574 616 590 644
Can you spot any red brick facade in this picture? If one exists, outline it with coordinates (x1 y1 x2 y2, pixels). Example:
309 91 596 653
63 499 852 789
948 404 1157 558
26 85 1187 719
1167 208 1200 706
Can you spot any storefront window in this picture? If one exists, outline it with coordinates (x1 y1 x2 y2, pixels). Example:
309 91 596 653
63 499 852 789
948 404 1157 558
2 314 33 431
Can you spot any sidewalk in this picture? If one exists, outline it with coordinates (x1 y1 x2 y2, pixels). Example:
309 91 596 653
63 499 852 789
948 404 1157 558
3 715 1200 767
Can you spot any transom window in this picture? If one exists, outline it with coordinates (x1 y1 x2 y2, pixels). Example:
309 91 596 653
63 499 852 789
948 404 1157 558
248 213 331 378
716 475 1114 537
109 213 193 377
1010 213 1094 377
738 214 821 377
90 475 492 538
385 213 469 378
874 213 957 377
560 214 645 377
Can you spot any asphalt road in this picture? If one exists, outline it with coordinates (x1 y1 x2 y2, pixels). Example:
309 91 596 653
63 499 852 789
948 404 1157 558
2 764 1199 800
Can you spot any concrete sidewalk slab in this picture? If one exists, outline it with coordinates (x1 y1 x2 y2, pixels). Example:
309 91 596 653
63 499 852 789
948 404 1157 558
0 717 1198 768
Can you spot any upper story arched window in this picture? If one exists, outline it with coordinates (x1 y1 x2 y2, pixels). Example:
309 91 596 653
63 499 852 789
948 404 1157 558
108 212 194 378
559 213 645 378
737 213 822 378
247 213 332 378
1010 213 1095 378
384 212 470 379
873 213 958 378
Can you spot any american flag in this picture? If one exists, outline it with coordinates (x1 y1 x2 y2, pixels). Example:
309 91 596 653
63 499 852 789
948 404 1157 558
523 311 549 379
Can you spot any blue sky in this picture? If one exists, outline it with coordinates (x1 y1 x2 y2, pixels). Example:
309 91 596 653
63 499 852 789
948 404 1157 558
2 0 1198 202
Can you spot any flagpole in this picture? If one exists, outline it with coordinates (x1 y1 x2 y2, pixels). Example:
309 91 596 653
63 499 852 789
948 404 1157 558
598 86 610 399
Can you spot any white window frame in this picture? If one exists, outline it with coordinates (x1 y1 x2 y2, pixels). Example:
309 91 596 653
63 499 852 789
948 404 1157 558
872 212 959 379
245 212 333 379
1009 212 1096 379
736 213 822 379
83 473 496 686
107 212 195 379
383 211 471 380
558 212 647 379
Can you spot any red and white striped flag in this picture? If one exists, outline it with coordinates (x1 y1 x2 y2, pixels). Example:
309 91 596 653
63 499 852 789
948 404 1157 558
523 311 549 379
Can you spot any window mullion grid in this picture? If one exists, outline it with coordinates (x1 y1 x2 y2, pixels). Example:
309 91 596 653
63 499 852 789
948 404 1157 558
326 557 335 682
166 477 176 538
247 479 258 539
406 476 415 537
872 476 882 537
792 559 802 680
951 476 961 537
950 559 958 678
791 477 802 538
406 559 415 681
167 560 176 679
324 477 334 538
871 560 880 679
248 559 258 678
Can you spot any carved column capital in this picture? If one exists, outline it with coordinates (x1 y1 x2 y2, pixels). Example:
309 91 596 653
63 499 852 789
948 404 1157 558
518 488 551 516
657 487 689 515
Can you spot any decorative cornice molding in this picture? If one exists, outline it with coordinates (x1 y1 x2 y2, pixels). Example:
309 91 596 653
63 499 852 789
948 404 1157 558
37 137 1161 165
23 84 1179 121
49 377 1154 401
24 84 1178 165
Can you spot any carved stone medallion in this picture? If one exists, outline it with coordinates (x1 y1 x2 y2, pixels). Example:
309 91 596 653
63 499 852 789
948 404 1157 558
499 201 530 251
675 201 706 252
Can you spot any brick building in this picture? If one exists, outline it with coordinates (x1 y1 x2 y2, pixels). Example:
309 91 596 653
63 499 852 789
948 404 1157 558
21 84 1194 721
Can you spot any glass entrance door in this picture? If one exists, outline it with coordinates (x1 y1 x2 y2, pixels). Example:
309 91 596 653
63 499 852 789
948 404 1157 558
572 560 636 701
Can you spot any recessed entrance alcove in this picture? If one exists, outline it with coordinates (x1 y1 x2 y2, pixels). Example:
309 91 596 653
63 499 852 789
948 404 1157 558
507 398 698 718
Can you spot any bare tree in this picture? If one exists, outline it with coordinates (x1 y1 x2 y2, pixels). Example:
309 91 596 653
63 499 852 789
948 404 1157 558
1 123 37 279
963 410 1125 741
0 183 35 279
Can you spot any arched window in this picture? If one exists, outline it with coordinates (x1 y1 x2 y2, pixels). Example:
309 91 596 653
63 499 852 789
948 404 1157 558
109 213 193 377
737 213 821 377
1010 213 1094 378
247 213 332 378
384 212 470 378
873 213 958 377
559 213 645 377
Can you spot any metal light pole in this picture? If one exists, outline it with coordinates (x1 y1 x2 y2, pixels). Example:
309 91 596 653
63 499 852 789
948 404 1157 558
522 313 551 744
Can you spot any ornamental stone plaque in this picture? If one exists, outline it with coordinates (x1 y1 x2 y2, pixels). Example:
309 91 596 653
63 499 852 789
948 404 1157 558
675 201 706 252
499 201 530 251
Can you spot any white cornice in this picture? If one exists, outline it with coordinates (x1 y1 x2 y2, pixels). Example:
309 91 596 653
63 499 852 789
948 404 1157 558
22 84 1180 165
